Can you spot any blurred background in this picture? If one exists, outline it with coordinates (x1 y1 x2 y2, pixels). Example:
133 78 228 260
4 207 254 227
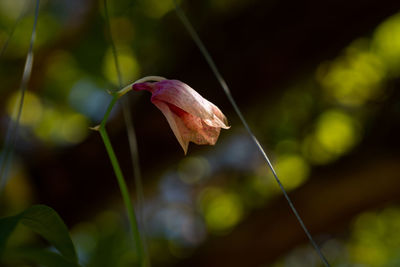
1 0 400 266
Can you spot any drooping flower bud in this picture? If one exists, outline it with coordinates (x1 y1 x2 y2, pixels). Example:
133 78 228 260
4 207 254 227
133 79 230 154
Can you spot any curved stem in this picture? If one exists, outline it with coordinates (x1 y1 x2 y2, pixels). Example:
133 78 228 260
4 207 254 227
99 95 146 266
102 2 161 264
98 77 163 266
117 76 166 97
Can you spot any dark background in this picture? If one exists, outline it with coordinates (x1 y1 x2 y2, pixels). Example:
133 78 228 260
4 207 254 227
1 0 400 266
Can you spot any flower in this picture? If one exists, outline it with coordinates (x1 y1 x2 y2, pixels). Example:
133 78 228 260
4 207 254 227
133 79 230 154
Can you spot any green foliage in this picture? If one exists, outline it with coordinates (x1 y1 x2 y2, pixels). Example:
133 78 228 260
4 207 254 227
349 207 400 266
0 205 79 266
6 248 80 267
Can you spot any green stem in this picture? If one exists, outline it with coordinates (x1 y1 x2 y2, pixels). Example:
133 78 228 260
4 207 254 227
117 76 165 97
99 94 145 266
97 76 165 267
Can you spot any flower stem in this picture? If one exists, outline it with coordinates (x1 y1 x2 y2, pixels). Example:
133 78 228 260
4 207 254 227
116 76 165 98
97 76 165 266
99 94 145 266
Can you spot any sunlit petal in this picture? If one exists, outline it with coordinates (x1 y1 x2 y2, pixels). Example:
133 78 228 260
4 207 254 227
133 79 229 153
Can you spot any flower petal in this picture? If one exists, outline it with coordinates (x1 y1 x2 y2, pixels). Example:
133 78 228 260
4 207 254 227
203 103 230 129
150 80 230 128
152 100 189 154
152 100 222 154
132 82 156 93
133 79 229 154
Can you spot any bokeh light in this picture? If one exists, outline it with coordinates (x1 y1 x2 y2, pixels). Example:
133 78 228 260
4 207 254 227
142 0 176 18
302 110 360 165
0 0 25 22
178 156 210 184
6 91 43 126
102 45 140 86
317 40 386 106
69 79 112 122
315 110 360 155
349 207 400 266
34 107 89 145
373 13 400 75
3 162 34 212
61 113 89 144
199 187 244 234
273 153 310 190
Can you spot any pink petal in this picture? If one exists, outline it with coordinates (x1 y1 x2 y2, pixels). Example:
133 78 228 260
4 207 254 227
151 100 188 154
132 82 157 93
133 79 229 154
152 100 222 154
203 103 230 129
136 80 229 129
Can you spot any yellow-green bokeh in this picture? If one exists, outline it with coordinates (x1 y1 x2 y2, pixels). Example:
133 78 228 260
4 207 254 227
34 107 89 145
302 133 335 165
61 113 89 144
0 0 25 22
250 146 308 199
348 207 400 266
5 13 60 58
317 40 385 106
6 91 43 126
315 110 359 155
249 167 279 199
102 45 140 86
273 154 310 191
3 163 34 212
373 13 400 75
303 110 360 164
142 0 177 18
199 187 243 234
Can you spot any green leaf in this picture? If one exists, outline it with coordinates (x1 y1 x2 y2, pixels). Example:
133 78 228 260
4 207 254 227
6 247 80 267
0 205 78 263
0 215 21 252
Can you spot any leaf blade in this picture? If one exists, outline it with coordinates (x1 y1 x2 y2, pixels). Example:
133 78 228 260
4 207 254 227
6 247 80 267
0 205 78 263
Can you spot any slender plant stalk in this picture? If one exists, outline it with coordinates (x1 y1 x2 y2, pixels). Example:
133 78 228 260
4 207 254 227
0 4 28 58
173 1 330 266
98 94 146 266
102 0 151 265
101 1 150 263
120 99 147 227
96 76 164 266
0 0 40 190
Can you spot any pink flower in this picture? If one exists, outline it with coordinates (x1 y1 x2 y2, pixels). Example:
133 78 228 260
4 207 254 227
133 80 230 154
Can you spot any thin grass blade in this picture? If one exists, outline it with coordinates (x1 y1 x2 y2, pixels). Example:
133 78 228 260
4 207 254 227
173 1 330 266
0 0 40 190
0 4 29 58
